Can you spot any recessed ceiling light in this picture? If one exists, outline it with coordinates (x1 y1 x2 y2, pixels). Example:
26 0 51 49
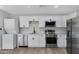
54 5 59 8
0 6 3 9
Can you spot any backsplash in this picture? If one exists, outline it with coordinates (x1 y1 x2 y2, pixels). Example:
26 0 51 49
20 21 45 35
20 21 66 35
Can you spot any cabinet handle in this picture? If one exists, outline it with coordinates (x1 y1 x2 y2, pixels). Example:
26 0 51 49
32 38 34 40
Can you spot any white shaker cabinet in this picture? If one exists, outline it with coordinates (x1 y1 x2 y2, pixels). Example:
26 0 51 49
39 16 45 27
56 16 66 27
28 35 39 47
19 16 39 28
19 16 29 27
39 34 46 47
39 21 45 27
24 35 28 46
2 34 17 49
17 34 28 47
28 16 39 21
17 34 24 46
57 34 66 47
28 34 46 47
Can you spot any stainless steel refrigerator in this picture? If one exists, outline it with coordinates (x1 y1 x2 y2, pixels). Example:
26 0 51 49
67 17 79 54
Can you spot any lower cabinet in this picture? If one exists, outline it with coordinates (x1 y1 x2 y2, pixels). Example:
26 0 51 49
2 34 17 49
17 34 24 46
17 34 28 47
57 39 66 47
28 34 46 47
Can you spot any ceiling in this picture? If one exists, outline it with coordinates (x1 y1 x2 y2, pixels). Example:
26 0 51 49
0 5 79 15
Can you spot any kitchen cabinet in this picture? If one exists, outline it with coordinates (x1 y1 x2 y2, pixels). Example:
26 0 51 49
19 16 29 27
57 39 66 47
2 34 17 49
28 34 39 47
17 34 28 47
4 19 19 34
28 16 39 21
56 16 66 27
39 34 46 47
57 34 66 47
19 16 39 27
39 21 45 27
24 35 28 46
39 16 45 27
17 34 24 46
28 34 45 47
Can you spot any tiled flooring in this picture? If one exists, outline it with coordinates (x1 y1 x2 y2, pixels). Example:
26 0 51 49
0 47 67 54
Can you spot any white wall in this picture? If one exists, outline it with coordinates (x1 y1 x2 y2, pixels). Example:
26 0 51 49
0 10 11 28
63 12 77 20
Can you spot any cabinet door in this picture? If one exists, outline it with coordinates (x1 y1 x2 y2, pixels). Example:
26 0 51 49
57 39 66 47
17 34 24 46
56 16 66 27
28 35 39 47
28 35 33 47
39 21 45 27
19 16 29 27
57 34 66 47
39 16 45 27
39 35 46 47
32 36 39 47
24 35 28 46
28 16 39 21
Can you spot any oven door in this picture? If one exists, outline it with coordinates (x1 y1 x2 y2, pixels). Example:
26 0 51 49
46 37 57 48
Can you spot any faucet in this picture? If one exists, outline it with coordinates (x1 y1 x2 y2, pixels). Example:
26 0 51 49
33 27 36 34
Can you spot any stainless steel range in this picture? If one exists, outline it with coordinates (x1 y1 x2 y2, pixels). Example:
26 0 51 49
45 30 57 48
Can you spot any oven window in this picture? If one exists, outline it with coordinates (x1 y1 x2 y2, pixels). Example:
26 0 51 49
46 37 57 44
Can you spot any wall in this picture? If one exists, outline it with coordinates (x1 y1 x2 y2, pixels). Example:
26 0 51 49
63 12 77 20
0 10 11 28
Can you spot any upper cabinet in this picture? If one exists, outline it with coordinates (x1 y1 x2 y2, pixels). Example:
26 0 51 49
19 16 66 28
19 16 29 27
55 16 66 27
19 16 39 28
39 16 45 27
28 16 39 21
